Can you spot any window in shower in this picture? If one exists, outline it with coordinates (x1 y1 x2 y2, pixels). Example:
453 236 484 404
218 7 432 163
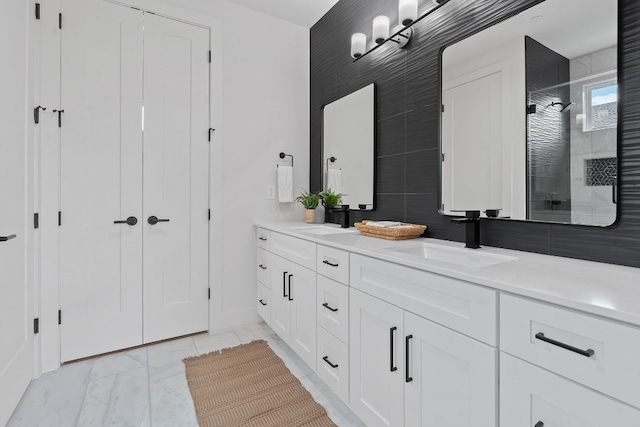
583 78 618 132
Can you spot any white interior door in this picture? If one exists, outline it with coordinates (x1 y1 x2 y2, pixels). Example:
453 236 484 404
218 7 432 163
60 0 144 362
442 71 503 215
142 13 210 343
0 2 33 421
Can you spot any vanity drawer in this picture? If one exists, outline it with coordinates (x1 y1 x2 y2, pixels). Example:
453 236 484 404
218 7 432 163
256 227 271 250
317 245 349 285
257 248 270 287
501 353 640 426
257 282 270 325
270 232 316 270
317 275 349 344
501 294 640 409
350 254 497 345
317 326 349 404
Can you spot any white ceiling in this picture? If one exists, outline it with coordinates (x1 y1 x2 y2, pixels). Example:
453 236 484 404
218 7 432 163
225 0 340 28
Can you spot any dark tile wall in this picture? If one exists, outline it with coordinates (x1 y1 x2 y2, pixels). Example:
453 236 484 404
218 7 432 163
310 0 640 268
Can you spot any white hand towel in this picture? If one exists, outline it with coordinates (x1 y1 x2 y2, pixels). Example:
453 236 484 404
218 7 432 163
277 166 294 203
366 221 402 228
327 168 343 194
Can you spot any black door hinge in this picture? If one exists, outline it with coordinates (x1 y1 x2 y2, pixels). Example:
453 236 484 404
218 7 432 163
58 310 62 325
34 318 40 334
441 105 445 113
35 3 41 19
208 209 211 221
59 13 62 29
208 50 211 63
58 211 62 226
208 288 211 300
34 213 39 229
441 153 445 162
527 104 537 114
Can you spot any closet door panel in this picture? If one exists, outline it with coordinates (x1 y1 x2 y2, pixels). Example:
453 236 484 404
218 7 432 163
60 0 143 361
142 14 210 342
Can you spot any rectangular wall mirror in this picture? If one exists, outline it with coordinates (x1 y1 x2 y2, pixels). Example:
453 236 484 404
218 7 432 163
440 0 618 226
323 83 375 210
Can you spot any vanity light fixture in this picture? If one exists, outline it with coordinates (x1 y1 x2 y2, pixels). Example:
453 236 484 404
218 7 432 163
351 0 450 62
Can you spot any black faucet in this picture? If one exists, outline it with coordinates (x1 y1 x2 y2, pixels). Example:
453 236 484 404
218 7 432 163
326 205 350 228
451 210 481 249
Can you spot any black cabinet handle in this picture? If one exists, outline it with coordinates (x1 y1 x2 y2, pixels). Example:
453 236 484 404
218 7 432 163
259 236 267 241
322 302 338 312
259 264 267 270
322 259 339 267
535 422 544 427
259 299 267 306
114 216 138 226
283 271 288 298
535 332 595 358
405 335 413 383
0 234 17 242
288 274 293 301
322 356 339 369
148 216 170 225
390 326 398 372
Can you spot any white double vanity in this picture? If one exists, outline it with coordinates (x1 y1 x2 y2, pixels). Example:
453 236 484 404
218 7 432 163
255 222 640 427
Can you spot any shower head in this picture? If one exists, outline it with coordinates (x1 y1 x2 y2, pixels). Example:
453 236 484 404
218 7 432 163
549 101 575 112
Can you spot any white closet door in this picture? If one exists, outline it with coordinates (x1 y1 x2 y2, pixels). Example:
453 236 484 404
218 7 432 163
60 0 143 362
142 13 210 343
0 1 33 421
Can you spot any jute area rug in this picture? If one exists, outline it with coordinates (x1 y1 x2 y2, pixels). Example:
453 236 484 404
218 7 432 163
183 340 337 427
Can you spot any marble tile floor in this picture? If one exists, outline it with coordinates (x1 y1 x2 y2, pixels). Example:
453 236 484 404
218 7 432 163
7 322 366 427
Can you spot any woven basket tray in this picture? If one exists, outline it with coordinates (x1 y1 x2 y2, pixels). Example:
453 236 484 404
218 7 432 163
354 220 427 240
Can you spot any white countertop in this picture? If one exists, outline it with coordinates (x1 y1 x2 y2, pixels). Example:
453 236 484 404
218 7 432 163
256 221 640 328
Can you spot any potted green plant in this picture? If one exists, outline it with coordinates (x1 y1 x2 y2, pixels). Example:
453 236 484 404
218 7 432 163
296 189 321 223
320 190 343 208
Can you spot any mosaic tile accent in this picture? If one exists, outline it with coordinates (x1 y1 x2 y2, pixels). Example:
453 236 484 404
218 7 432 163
585 157 618 186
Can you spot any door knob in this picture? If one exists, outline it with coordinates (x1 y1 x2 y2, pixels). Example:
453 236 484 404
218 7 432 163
148 216 170 225
114 216 138 226
0 234 17 242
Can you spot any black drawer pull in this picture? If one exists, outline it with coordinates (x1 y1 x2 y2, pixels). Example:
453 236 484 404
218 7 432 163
259 264 267 270
148 216 170 225
322 356 339 369
259 299 267 306
535 332 595 358
114 216 138 226
390 326 398 372
322 259 339 267
288 274 293 301
258 236 267 241
535 422 544 427
0 234 17 242
283 271 288 298
405 334 413 383
322 302 338 312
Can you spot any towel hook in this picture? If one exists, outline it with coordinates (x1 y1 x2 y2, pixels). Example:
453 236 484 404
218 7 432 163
278 152 294 168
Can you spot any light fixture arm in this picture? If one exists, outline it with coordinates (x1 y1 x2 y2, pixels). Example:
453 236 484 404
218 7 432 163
353 0 451 62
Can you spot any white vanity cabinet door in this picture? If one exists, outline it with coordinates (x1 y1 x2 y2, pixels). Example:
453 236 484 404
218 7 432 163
317 326 350 404
271 231 316 270
501 353 640 427
501 294 640 409
256 227 270 250
257 282 270 325
317 245 349 285
288 262 317 370
404 312 497 427
350 289 405 427
317 275 349 344
270 254 292 338
257 247 270 287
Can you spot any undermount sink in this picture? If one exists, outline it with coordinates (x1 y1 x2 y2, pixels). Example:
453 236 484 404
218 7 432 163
387 242 517 268
292 225 357 236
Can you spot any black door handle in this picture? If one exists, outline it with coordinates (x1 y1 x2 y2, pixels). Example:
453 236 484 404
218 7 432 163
259 264 267 270
259 299 267 306
535 422 544 427
283 271 288 298
322 259 339 267
114 216 138 226
288 274 293 301
405 335 413 383
322 356 339 369
0 234 17 242
322 302 338 312
148 216 170 225
390 326 398 372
